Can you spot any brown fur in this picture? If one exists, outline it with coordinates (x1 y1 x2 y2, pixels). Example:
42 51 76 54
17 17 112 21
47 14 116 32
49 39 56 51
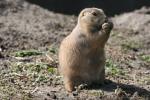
59 8 113 92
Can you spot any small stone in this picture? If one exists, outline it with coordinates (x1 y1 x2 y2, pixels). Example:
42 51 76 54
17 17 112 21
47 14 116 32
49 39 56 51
72 91 78 96
47 92 57 99
0 52 4 58
47 93 50 96
130 92 140 100
44 98 47 100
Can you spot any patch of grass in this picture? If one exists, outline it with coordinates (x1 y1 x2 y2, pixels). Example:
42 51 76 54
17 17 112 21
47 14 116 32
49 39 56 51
88 90 104 97
12 62 57 75
14 50 42 57
111 31 119 37
121 41 141 52
48 45 58 54
140 77 150 85
48 67 56 74
49 47 57 54
10 62 58 86
115 86 127 97
141 55 150 63
106 59 124 76
0 62 60 98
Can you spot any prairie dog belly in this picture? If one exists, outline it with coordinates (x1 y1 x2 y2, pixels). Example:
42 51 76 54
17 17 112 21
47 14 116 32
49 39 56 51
59 7 113 92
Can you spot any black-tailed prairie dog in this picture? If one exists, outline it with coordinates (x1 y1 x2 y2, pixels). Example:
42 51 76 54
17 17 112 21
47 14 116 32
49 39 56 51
59 8 113 92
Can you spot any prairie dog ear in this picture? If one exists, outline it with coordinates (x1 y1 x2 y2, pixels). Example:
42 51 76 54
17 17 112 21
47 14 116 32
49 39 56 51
80 11 86 17
79 9 87 17
98 8 104 13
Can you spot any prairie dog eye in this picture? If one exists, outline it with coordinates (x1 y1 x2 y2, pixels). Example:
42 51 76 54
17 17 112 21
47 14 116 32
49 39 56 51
91 11 97 16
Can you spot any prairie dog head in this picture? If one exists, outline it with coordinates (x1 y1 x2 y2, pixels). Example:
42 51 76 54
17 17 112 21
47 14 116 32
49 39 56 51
78 8 107 32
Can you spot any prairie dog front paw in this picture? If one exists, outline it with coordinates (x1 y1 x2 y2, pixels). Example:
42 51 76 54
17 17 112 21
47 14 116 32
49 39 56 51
102 21 113 33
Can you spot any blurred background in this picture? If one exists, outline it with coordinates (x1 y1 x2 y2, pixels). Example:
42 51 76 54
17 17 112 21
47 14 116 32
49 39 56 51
26 0 150 16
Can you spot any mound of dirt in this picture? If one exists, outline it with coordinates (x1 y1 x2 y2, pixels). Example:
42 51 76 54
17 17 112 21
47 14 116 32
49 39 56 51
0 0 76 54
112 7 150 50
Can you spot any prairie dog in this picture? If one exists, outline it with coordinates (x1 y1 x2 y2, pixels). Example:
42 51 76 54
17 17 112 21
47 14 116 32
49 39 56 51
59 8 113 92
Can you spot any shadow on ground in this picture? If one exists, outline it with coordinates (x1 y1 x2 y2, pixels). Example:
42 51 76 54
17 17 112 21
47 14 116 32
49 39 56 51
87 80 150 97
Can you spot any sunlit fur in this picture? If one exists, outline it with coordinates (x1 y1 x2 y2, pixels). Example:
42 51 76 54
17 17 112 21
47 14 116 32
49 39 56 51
59 8 113 92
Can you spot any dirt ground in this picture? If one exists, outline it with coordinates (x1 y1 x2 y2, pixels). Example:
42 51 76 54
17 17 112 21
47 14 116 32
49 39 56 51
0 0 150 99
